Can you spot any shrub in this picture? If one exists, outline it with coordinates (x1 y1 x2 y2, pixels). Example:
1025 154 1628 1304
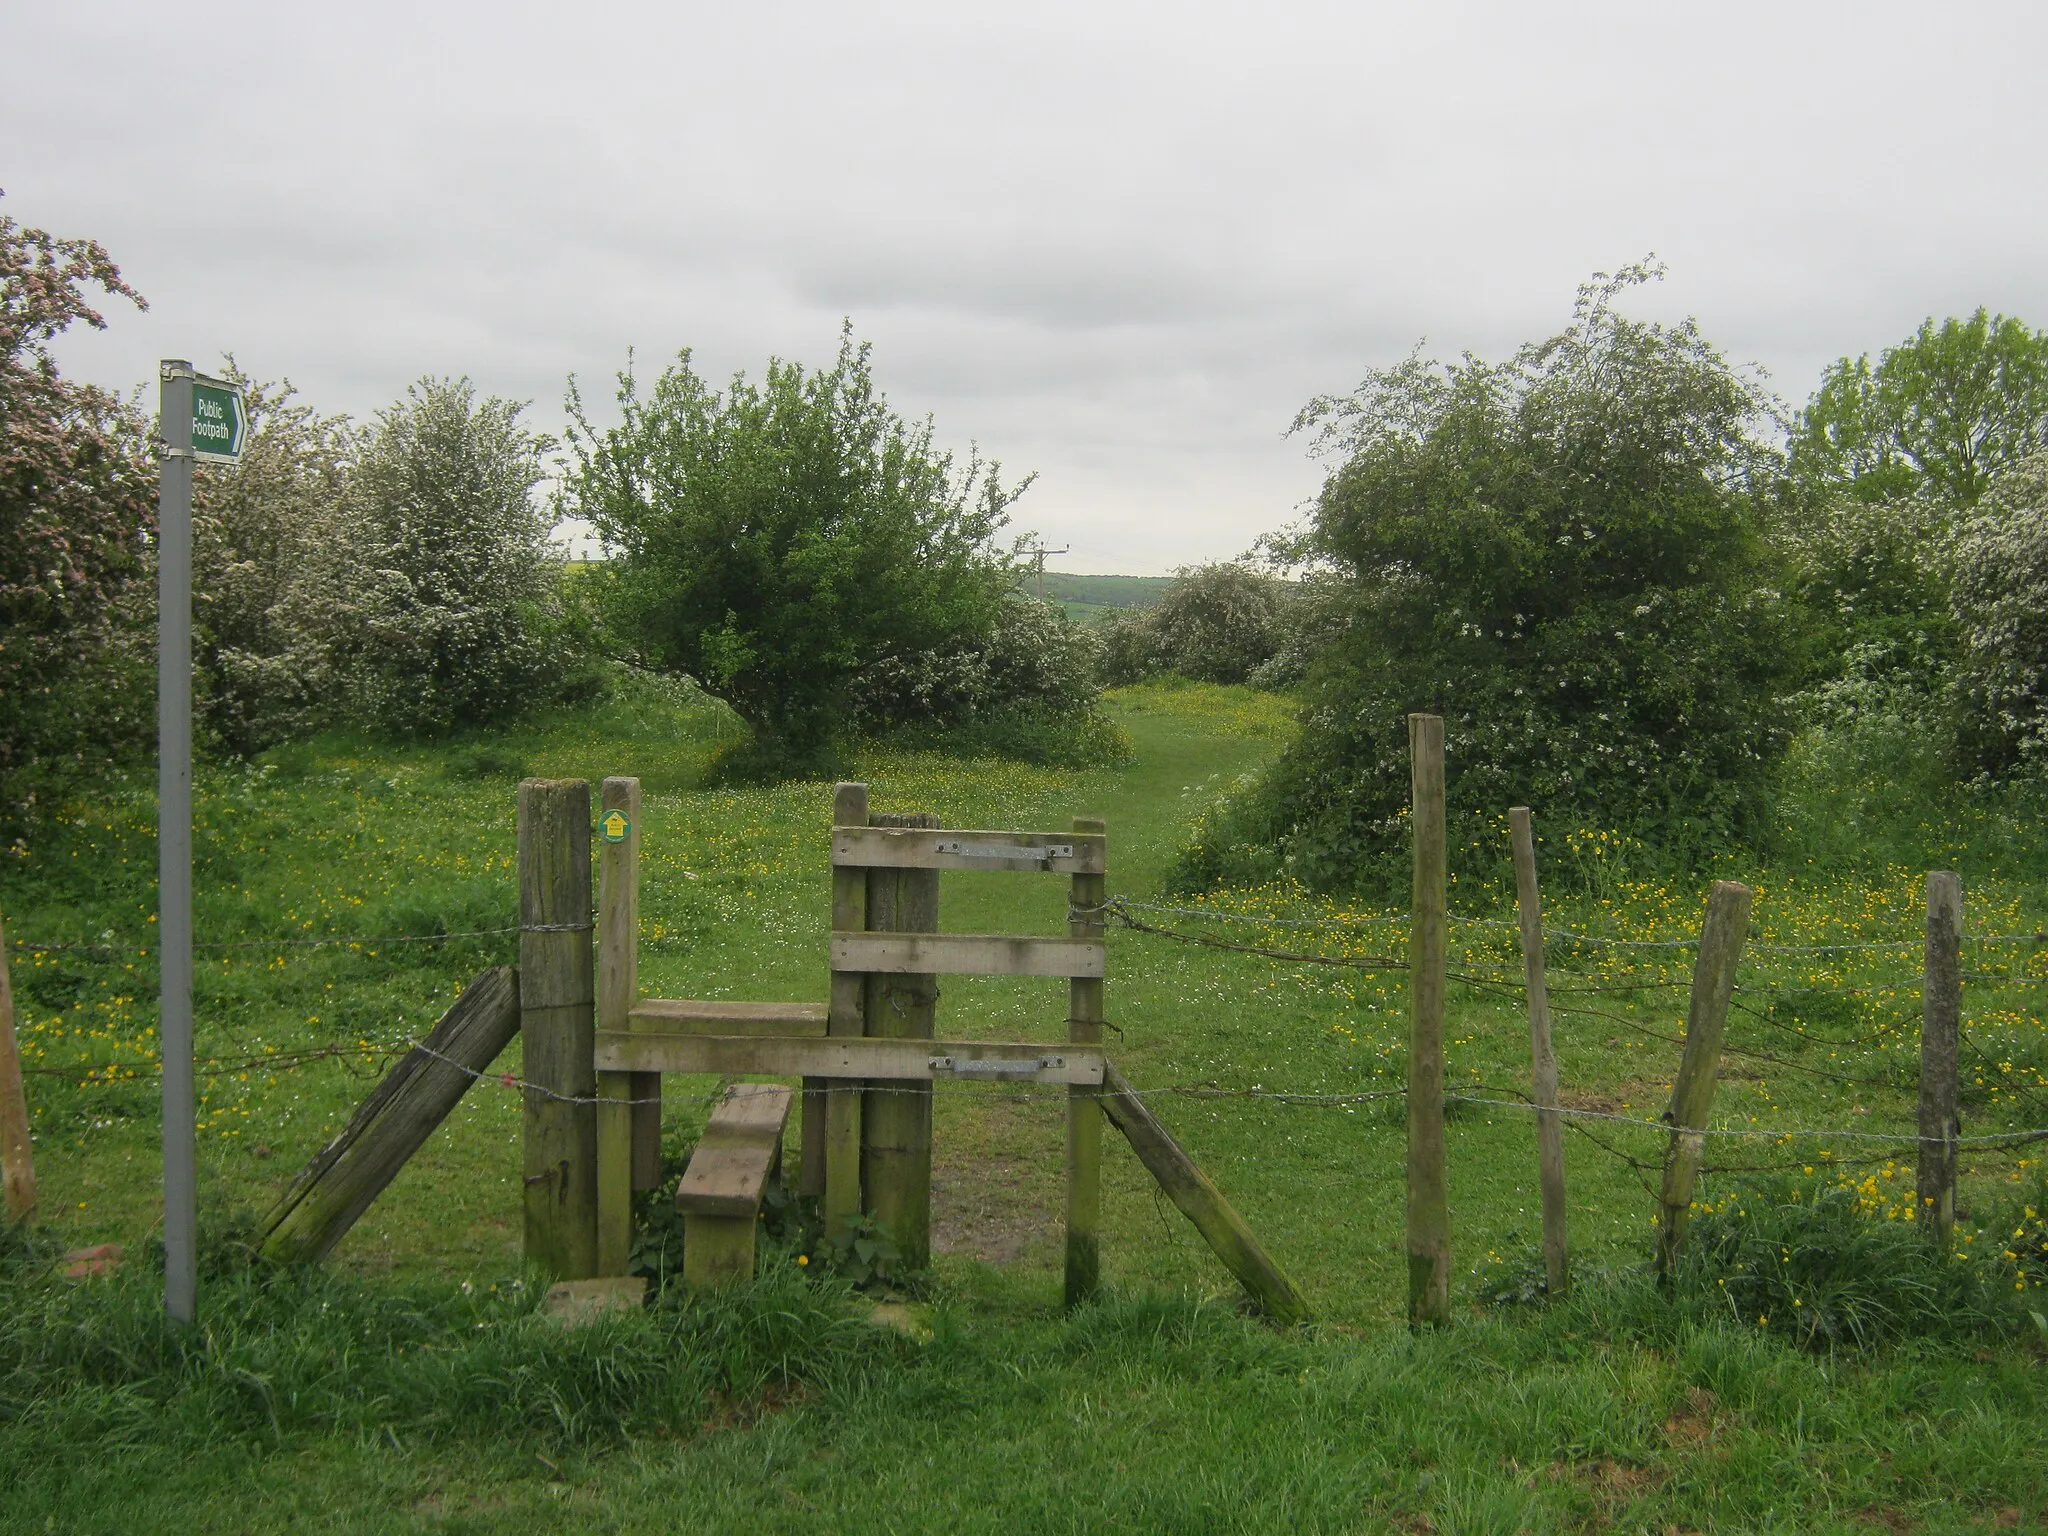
565 328 1026 777
1953 453 2048 781
0 201 155 838
190 369 355 756
1096 563 1301 687
1180 263 1794 895
335 378 572 736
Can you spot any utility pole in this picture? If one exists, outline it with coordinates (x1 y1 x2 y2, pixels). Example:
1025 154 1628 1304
1021 545 1069 603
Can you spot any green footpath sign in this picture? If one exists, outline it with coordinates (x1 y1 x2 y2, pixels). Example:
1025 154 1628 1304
191 376 247 464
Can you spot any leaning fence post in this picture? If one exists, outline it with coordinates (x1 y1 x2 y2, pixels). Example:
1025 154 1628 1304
1406 714 1450 1326
1655 879 1752 1280
1917 871 1962 1244
862 811 940 1269
519 777 598 1279
0 901 37 1224
595 775 642 1277
1509 808 1568 1296
818 783 869 1233
1066 815 1108 1307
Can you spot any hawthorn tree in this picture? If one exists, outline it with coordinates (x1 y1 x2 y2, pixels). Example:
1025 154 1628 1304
565 329 1027 776
1179 263 1793 892
0 198 154 833
335 378 567 736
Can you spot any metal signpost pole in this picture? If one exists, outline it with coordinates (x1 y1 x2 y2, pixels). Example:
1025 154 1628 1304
158 360 197 1323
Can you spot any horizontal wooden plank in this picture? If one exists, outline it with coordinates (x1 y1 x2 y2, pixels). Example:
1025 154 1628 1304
832 826 1106 874
830 931 1105 978
595 1031 1105 1085
630 999 827 1036
676 1141 779 1216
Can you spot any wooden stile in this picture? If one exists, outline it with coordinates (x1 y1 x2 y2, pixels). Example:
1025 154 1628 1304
818 783 869 1227
1917 872 1962 1244
0 900 38 1224
1655 879 1752 1279
863 812 940 1269
519 778 599 1280
1406 715 1450 1326
595 776 641 1277
1101 1062 1308 1325
258 967 520 1264
1066 815 1106 1306
831 932 1105 978
1509 808 1569 1296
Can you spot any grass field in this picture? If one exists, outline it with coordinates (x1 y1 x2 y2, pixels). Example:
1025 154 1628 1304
4 679 2047 1532
1032 570 1175 622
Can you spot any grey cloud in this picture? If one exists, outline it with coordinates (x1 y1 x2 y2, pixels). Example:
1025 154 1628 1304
7 0 2048 573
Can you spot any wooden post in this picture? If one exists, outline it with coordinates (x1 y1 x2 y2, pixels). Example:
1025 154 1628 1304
1067 815 1107 1307
0 902 37 1224
1406 715 1450 1326
519 778 598 1279
595 776 642 1277
258 967 520 1264
1101 1062 1307 1324
1917 871 1962 1244
1509 808 1568 1296
862 811 939 1269
1655 879 1753 1279
818 783 869 1233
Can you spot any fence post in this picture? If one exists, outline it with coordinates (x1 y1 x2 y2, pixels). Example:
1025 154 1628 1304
595 776 642 1277
862 811 939 1269
519 778 598 1279
1917 871 1962 1244
1406 714 1450 1326
1509 808 1567 1296
819 783 869 1234
0 902 36 1224
1067 815 1107 1307
1655 879 1752 1280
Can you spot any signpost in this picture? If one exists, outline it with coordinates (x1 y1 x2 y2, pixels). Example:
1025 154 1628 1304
158 362 244 1323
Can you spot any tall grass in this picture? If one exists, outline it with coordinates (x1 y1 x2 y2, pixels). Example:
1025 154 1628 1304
0 1251 902 1458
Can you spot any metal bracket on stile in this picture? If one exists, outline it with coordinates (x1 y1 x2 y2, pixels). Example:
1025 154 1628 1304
929 1053 1067 1080
935 840 1074 863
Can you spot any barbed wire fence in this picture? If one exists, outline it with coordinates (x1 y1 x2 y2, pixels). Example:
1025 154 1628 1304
8 889 2048 1262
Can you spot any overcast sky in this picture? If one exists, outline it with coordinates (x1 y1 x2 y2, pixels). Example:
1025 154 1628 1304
8 1 2046 572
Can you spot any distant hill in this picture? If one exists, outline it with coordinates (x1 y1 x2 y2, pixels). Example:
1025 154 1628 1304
1028 571 1174 621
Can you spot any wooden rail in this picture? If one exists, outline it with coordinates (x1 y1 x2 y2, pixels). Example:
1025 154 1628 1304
594 1030 1105 1084
630 1000 828 1036
830 932 1105 978
832 826 1106 874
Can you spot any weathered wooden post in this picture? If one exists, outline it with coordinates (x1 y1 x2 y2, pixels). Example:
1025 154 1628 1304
1067 815 1107 1307
258 967 520 1264
818 783 869 1232
595 776 642 1276
1509 807 1568 1296
1655 879 1752 1280
0 902 37 1224
1407 714 1450 1326
1917 871 1962 1244
862 811 940 1267
519 778 598 1279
